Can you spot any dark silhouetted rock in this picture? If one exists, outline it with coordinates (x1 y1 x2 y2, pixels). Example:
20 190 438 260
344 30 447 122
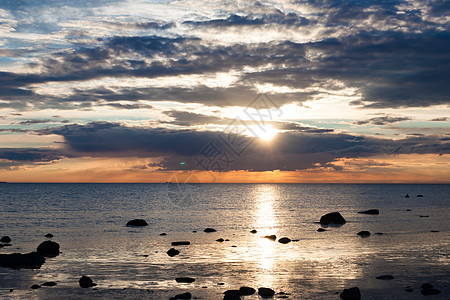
374 232 384 235
0 244 4 248
160 233 167 236
171 292 192 299
258 287 275 298
263 235 276 241
216 238 224 242
250 230 257 234
204 228 216 232
45 233 53 238
357 231 371 237
171 241 190 246
417 194 424 197
239 286 256 295
36 241 60 257
42 282 57 287
320 212 346 225
358 209 379 215
376 275 395 280
431 230 439 232
421 283 434 289
405 288 413 292
0 236 11 243
278 237 291 244
224 290 241 300
340 287 361 300
30 284 41 289
167 248 180 257
192 230 197 233
422 288 441 296
317 228 327 232
225 239 230 241
405 194 410 198
78 276 96 288
175 277 195 283
0 252 46 269
420 215 429 218
126 219 148 226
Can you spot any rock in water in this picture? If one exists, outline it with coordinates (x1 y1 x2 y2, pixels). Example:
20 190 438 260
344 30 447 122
422 288 441 295
263 235 277 241
405 194 410 198
171 292 192 299
320 212 346 225
78 276 96 288
30 284 41 289
376 275 395 280
239 286 256 295
224 290 241 300
204 228 216 233
167 248 180 257
0 252 46 269
175 277 195 283
278 237 291 244
417 194 424 197
250 229 257 234
357 231 371 237
216 238 224 242
317 228 327 232
44 233 53 238
171 241 190 246
340 287 361 300
258 287 275 298
0 236 11 243
126 219 148 226
36 241 60 257
42 282 57 287
358 209 379 215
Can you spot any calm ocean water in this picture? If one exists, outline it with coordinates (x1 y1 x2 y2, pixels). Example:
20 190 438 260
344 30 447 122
0 183 449 299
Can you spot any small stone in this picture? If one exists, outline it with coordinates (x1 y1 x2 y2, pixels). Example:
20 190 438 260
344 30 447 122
170 292 192 299
30 284 41 289
225 239 230 241
9 289 13 292
175 277 195 283
405 194 410 198
278 237 291 244
250 230 257 234
223 290 240 300
0 236 11 243
263 235 276 241
192 230 197 233
406 209 412 211
420 215 429 218
171 241 190 246
44 233 53 238
258 287 275 298
126 219 148 226
340 287 361 300
431 230 439 232
357 231 371 237
376 275 395 280
218 282 225 285
320 212 346 225
358 209 379 215
167 248 180 257
204 228 216 233
78 276 96 288
231 245 237 247
417 194 424 197
239 286 256 295
374 232 384 235
160 233 167 236
216 238 224 242
42 282 57 287
317 228 327 232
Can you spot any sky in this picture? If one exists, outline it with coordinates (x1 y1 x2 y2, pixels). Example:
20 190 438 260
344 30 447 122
0 0 449 183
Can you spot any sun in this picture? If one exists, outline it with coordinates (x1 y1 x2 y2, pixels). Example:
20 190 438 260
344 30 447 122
255 125 279 141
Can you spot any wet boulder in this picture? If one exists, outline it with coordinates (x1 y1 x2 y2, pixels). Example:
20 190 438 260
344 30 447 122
278 237 291 244
126 219 148 226
340 287 361 300
175 277 195 283
42 282 57 287
167 248 180 257
263 235 277 241
44 233 53 238
0 236 11 243
36 241 60 257
376 275 395 280
258 287 275 298
30 284 41 289
0 252 46 269
357 231 371 237
171 292 192 299
204 228 217 233
239 286 256 295
171 241 190 246
78 276 96 288
320 212 346 225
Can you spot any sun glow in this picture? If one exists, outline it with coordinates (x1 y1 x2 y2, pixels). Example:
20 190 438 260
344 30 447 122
251 125 280 141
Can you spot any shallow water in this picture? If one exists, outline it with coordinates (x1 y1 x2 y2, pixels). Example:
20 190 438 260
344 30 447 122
0 183 449 299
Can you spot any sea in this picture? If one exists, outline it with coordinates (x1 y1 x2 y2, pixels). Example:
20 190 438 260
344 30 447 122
0 183 449 299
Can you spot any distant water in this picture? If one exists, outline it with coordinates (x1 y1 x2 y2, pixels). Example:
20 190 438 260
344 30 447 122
0 183 449 299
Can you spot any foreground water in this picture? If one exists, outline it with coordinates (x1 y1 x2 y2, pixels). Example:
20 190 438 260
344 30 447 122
0 183 449 299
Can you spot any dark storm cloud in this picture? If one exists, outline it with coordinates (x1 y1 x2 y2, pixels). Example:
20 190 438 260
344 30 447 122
0 1 449 110
17 119 70 125
354 115 412 126
34 122 449 171
0 147 68 169
162 111 233 126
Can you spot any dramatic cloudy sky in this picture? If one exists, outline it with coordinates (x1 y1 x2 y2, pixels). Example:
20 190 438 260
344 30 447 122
0 0 449 182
